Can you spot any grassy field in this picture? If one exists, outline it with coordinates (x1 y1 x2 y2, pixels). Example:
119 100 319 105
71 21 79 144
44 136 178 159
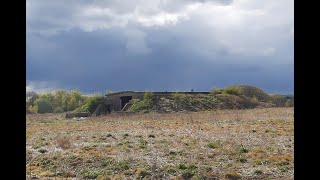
26 107 293 180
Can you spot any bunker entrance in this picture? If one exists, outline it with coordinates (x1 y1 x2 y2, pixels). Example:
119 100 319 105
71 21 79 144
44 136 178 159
120 96 132 110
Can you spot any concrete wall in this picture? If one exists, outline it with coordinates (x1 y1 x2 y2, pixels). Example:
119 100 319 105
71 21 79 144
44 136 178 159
105 92 144 111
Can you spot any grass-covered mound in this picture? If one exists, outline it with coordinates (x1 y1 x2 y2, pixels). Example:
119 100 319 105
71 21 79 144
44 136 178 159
127 85 293 113
73 96 104 113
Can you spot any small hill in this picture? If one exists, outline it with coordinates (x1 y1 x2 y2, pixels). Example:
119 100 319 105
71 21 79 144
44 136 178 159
127 85 293 113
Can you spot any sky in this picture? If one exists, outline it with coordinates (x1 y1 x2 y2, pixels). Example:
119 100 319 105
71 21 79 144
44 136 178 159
26 0 294 94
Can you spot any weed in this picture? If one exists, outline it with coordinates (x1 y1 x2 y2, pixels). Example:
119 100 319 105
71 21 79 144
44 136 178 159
139 139 148 149
167 168 177 175
278 165 289 172
83 170 102 179
169 151 177 155
114 161 130 172
101 158 114 167
207 142 218 149
38 149 47 154
181 169 196 179
177 163 188 170
254 170 263 175
237 156 247 163
239 146 249 154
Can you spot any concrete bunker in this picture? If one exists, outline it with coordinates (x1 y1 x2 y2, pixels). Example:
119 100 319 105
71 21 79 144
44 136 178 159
92 90 210 115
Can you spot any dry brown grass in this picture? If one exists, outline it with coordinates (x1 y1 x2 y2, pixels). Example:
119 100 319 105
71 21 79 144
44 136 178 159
55 137 72 150
26 107 294 179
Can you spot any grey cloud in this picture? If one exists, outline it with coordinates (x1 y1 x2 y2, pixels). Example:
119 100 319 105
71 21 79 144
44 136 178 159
26 0 293 94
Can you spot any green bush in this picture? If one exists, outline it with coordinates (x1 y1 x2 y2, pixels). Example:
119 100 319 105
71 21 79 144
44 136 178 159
53 107 64 113
74 96 103 113
26 105 37 113
28 90 95 113
128 92 156 112
222 85 271 102
34 98 53 113
223 87 241 96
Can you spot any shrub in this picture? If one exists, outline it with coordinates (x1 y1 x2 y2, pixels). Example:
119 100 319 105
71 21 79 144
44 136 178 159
207 142 218 149
270 94 288 106
30 90 93 113
239 146 249 154
223 87 240 96
53 107 64 113
148 134 155 138
26 91 39 106
278 165 289 172
222 85 271 102
128 92 156 112
38 149 47 154
139 140 148 149
254 170 263 175
237 156 247 163
74 96 103 113
167 168 177 175
181 169 196 179
26 105 37 113
177 163 188 170
34 98 53 113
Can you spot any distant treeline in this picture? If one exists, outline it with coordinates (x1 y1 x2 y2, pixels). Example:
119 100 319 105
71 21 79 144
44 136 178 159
26 85 293 114
26 90 103 114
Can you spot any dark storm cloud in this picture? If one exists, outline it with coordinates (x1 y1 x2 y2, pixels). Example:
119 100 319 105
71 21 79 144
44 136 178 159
26 0 293 94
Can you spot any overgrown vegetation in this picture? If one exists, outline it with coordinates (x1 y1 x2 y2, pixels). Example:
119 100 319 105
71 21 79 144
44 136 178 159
128 92 157 113
26 90 103 114
73 96 104 113
26 85 293 114
127 85 293 113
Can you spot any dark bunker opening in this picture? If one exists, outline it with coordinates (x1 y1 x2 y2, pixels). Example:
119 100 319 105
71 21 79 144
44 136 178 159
120 96 132 110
